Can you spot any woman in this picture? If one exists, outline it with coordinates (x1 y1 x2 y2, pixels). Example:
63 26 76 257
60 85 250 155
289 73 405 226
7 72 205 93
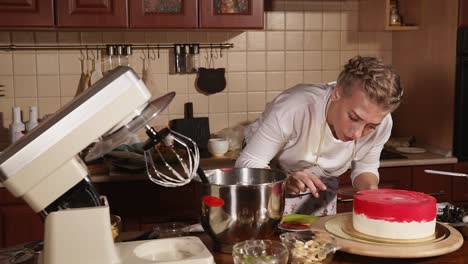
235 56 403 216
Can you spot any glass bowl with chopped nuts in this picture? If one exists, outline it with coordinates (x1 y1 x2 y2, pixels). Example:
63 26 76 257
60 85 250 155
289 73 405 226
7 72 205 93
279 230 339 264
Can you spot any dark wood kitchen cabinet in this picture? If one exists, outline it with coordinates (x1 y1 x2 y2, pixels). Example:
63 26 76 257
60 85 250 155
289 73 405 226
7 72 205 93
460 0 468 27
56 0 128 28
0 0 54 27
128 0 263 29
412 164 454 202
453 162 468 205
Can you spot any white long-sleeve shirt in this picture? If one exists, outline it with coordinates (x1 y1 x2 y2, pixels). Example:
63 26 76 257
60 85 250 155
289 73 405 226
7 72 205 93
235 83 392 215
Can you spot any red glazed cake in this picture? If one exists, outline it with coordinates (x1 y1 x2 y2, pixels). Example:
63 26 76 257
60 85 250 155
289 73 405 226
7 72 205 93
352 189 437 239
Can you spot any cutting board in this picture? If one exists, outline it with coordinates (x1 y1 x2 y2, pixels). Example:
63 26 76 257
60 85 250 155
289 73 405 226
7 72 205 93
169 102 210 158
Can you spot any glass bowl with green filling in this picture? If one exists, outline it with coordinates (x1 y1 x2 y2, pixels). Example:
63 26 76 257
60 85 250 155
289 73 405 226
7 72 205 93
279 230 339 264
232 240 288 264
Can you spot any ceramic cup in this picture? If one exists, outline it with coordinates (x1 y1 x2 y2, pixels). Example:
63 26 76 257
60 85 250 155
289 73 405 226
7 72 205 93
208 138 229 157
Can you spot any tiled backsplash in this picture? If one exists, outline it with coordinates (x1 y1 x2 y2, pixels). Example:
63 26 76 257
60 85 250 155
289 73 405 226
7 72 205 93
0 0 392 150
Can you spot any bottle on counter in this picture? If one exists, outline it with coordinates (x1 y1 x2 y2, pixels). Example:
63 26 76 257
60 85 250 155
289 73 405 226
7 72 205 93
26 106 38 132
10 107 25 143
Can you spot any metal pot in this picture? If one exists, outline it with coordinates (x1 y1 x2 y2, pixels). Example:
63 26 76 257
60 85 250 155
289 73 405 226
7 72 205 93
197 168 287 253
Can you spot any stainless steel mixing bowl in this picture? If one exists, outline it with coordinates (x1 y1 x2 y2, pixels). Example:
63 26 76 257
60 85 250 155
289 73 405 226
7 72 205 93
198 168 286 253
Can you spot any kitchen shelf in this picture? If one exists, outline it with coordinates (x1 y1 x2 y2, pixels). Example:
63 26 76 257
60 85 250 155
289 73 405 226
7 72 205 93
359 0 420 32
385 25 420 31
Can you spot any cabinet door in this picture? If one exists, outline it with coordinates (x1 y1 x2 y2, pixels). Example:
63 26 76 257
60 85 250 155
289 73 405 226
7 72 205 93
460 0 468 27
412 164 454 202
1 205 43 247
56 0 128 28
453 162 468 203
128 0 198 29
200 0 263 29
0 0 54 27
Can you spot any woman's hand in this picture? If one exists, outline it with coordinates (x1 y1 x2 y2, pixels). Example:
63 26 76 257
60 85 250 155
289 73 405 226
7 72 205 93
285 169 327 198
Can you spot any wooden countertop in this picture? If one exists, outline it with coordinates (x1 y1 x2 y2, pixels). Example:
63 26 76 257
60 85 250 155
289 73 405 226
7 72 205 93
88 150 457 183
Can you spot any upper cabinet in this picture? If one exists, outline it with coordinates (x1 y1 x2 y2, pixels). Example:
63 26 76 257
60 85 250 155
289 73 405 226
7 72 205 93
0 0 263 29
0 0 54 27
56 0 128 28
128 0 198 29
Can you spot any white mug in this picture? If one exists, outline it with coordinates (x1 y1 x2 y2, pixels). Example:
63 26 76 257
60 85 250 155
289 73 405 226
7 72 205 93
208 138 229 157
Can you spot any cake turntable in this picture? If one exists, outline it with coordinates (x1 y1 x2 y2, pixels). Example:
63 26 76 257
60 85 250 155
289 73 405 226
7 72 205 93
310 213 464 258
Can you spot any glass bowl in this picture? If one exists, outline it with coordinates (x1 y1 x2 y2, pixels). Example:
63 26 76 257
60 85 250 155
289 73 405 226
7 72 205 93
110 214 122 241
232 240 289 264
279 230 339 264
152 222 190 238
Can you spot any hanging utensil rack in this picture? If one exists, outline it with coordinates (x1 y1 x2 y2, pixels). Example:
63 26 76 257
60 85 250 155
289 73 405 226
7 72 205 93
0 43 233 53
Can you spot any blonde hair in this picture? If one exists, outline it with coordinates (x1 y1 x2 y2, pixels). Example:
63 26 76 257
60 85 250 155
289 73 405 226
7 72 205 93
337 56 403 111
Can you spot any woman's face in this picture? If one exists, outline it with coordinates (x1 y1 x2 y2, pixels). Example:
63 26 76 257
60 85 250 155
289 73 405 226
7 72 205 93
328 84 390 142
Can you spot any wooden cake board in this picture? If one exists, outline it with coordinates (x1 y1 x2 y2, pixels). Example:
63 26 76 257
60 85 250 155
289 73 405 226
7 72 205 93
310 213 464 258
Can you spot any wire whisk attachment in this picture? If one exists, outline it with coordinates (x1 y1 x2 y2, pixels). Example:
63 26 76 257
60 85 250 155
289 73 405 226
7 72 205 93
142 126 200 187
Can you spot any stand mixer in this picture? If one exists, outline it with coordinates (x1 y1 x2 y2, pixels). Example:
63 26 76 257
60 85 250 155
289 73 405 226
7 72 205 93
0 66 213 264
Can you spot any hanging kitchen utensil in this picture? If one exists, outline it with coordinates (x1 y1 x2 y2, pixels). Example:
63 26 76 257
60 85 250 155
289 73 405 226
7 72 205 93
90 49 103 85
196 46 226 95
74 50 89 97
169 102 210 158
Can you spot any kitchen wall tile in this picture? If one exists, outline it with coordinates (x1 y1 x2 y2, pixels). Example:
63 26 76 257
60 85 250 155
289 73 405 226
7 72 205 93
149 51 169 74
124 32 145 44
267 52 285 71
247 92 266 112
59 51 81 75
228 52 247 72
35 32 56 44
228 92 247 112
247 52 266 72
375 32 392 50
59 75 80 97
213 51 227 69
266 91 281 104
247 31 266 51
0 53 13 75
129 50 144 74
269 0 286 11
58 32 80 44
322 31 340 50
189 93 209 114
102 32 124 43
60 96 74 106
266 11 285 30
188 32 208 43
167 32 188 43
12 32 34 44
304 51 322 70
227 72 247 92
376 51 392 64
341 11 358 31
209 93 228 113
358 32 377 50
341 31 358 50
37 75 60 97
286 31 304 51
168 74 188 94
228 112 248 127
285 71 303 88
342 0 359 11
285 1 303 11
303 0 322 11
145 32 167 43
149 114 169 128
304 31 322 50
0 76 13 98
266 31 285 51
286 11 304 30
285 52 304 71
323 12 341 31
209 113 229 133
358 50 377 58
0 32 10 44
266 72 285 91
228 32 247 51
13 52 36 75
248 112 261 122
168 93 188 115
304 71 322 83
14 75 37 98
322 51 340 70
37 51 59 75
146 74 168 99
322 70 340 83
208 32 228 43
38 97 61 118
323 1 342 11
247 72 266 92
305 12 322 30
81 32 102 44
168 113 184 121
